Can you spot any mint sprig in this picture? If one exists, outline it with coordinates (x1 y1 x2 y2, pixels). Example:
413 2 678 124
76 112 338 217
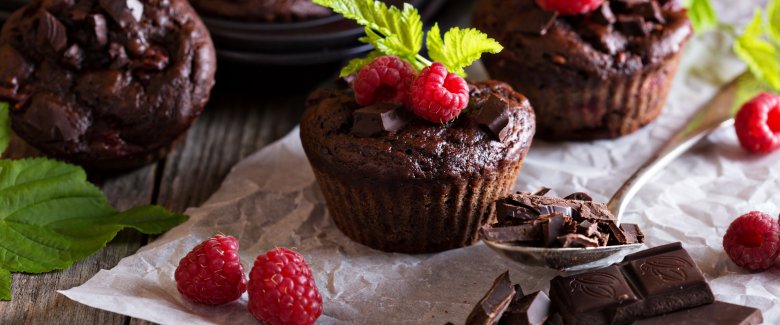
0 156 187 301
0 102 9 154
683 0 718 32
315 0 502 77
733 7 780 92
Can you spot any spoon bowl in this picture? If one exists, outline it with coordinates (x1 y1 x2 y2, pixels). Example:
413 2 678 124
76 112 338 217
483 74 743 271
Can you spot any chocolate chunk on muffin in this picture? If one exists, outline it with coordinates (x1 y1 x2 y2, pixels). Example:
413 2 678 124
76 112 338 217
190 0 331 22
473 0 692 140
300 80 535 253
0 0 217 168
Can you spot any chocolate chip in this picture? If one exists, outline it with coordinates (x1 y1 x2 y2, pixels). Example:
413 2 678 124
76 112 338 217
99 0 144 28
509 7 558 35
62 44 84 69
592 2 616 25
631 1 666 23
351 102 409 137
475 94 513 142
37 10 68 53
616 15 650 36
564 192 593 201
87 14 109 47
108 43 129 69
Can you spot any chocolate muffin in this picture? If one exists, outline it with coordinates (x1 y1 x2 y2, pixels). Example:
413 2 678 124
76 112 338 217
189 0 331 22
473 0 692 140
300 81 536 253
0 0 217 168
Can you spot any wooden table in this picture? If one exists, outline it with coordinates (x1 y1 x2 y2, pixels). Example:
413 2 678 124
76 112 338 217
0 64 320 324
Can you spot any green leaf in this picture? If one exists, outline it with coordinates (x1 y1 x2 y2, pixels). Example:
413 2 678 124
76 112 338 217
340 50 383 77
768 0 780 46
732 73 776 112
733 9 780 92
426 24 503 77
0 268 9 301
0 158 187 299
683 0 718 33
314 0 423 62
0 102 9 155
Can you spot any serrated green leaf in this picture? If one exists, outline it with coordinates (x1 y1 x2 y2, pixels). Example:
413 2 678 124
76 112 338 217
340 50 383 77
0 102 9 155
768 0 780 46
426 24 503 77
683 0 718 33
0 158 186 300
734 10 780 92
1 268 10 301
314 0 423 62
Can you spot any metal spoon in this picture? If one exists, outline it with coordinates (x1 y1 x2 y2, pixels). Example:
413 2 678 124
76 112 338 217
484 73 744 271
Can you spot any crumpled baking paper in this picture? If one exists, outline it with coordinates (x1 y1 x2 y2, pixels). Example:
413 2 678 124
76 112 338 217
60 3 780 324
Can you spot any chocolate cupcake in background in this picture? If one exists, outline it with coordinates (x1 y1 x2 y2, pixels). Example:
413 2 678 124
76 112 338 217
0 0 217 168
300 81 535 254
473 0 693 140
189 0 331 22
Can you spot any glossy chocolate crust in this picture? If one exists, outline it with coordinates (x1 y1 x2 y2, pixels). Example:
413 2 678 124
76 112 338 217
473 0 692 140
300 81 535 253
0 0 217 168
189 0 331 22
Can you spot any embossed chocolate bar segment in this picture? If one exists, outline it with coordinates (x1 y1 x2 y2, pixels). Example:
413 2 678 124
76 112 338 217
633 301 763 325
549 242 715 325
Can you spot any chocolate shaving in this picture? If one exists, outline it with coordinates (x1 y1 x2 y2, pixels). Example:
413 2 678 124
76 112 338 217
351 102 409 137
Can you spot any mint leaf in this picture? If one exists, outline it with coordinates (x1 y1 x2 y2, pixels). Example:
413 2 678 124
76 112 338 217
340 50 383 77
427 24 503 77
0 268 9 301
0 102 9 154
0 158 187 300
314 0 423 64
768 0 780 46
733 73 775 111
733 9 780 92
683 0 718 32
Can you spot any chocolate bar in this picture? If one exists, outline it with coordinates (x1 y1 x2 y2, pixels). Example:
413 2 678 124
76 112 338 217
633 301 763 325
466 272 516 325
549 242 715 325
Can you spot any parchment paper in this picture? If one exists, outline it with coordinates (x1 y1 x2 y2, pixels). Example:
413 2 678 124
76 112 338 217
60 2 780 323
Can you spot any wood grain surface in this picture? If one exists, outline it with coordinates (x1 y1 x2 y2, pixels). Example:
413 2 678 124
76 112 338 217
0 77 313 324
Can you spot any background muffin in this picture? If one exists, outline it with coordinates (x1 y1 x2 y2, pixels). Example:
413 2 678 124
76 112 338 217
190 0 331 22
300 80 536 253
473 0 692 140
0 0 216 168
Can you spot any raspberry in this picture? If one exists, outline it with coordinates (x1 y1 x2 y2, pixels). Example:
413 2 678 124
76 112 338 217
353 55 417 106
535 0 605 15
409 62 470 123
734 92 780 153
174 234 247 305
722 211 780 271
248 247 323 325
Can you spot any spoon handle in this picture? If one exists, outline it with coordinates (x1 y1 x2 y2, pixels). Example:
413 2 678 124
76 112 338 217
607 73 745 222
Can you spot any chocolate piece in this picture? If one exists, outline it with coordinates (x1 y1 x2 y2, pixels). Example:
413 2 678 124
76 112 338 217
108 43 129 69
480 224 541 243
475 95 513 142
617 15 650 36
564 192 592 201
531 187 551 196
592 2 616 25
37 11 68 52
503 192 614 221
62 44 84 70
496 199 540 224
87 14 108 47
550 243 715 325
577 220 599 237
499 291 550 325
634 301 762 325
629 1 665 23
558 233 600 248
466 272 517 325
510 7 558 35
351 102 409 137
99 0 143 28
620 223 643 244
542 213 566 247
605 221 630 245
0 45 32 94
